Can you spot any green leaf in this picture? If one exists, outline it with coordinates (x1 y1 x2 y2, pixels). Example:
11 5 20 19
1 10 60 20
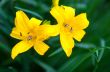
15 6 43 19
97 39 105 62
30 55 56 72
76 43 96 49
35 60 56 72
0 42 11 53
0 0 8 7
48 48 62 57
57 50 95 72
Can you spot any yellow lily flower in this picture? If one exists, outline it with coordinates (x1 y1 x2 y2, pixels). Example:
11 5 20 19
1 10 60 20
10 11 51 59
50 0 89 57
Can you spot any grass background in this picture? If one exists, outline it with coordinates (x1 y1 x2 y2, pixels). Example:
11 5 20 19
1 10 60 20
0 0 110 72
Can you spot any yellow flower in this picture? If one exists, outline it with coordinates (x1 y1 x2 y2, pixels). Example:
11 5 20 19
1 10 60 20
50 0 89 57
10 11 51 59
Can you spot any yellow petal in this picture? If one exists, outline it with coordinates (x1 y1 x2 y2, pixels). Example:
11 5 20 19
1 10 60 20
60 31 74 57
61 6 75 22
50 6 64 24
52 0 59 6
11 41 33 59
34 41 49 55
10 28 23 40
15 11 29 33
40 25 60 36
29 17 42 28
72 30 86 42
72 13 89 30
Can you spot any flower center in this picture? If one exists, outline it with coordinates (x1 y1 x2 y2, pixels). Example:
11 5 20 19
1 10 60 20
63 24 73 32
27 35 33 40
27 32 37 41
19 31 37 41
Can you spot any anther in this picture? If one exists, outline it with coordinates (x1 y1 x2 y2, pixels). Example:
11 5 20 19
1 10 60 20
64 24 69 27
27 35 32 40
20 32 22 36
70 27 73 32
27 32 30 34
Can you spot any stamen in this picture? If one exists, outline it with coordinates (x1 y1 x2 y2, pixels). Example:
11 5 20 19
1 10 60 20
64 24 73 32
20 32 22 36
64 24 69 27
27 35 32 40
70 27 73 32
27 32 30 34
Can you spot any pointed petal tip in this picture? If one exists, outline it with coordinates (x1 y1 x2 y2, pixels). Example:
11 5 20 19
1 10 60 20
11 41 33 60
65 47 73 57
11 53 17 60
11 56 15 60
66 52 72 57
11 47 18 60
60 32 74 58
38 46 50 56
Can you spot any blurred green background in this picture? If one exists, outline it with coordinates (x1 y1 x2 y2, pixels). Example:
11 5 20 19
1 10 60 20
0 0 110 72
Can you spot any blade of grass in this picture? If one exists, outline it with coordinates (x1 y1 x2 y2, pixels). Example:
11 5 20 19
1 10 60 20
97 39 105 62
48 48 62 57
76 43 96 49
29 55 56 72
0 42 11 53
57 50 95 72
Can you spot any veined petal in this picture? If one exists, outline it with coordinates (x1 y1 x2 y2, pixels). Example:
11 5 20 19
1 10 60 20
72 30 86 42
61 6 75 22
15 11 29 33
40 25 60 36
50 6 64 24
72 13 89 30
29 17 42 28
52 0 59 6
10 28 23 40
11 40 33 59
34 41 49 55
60 31 74 57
